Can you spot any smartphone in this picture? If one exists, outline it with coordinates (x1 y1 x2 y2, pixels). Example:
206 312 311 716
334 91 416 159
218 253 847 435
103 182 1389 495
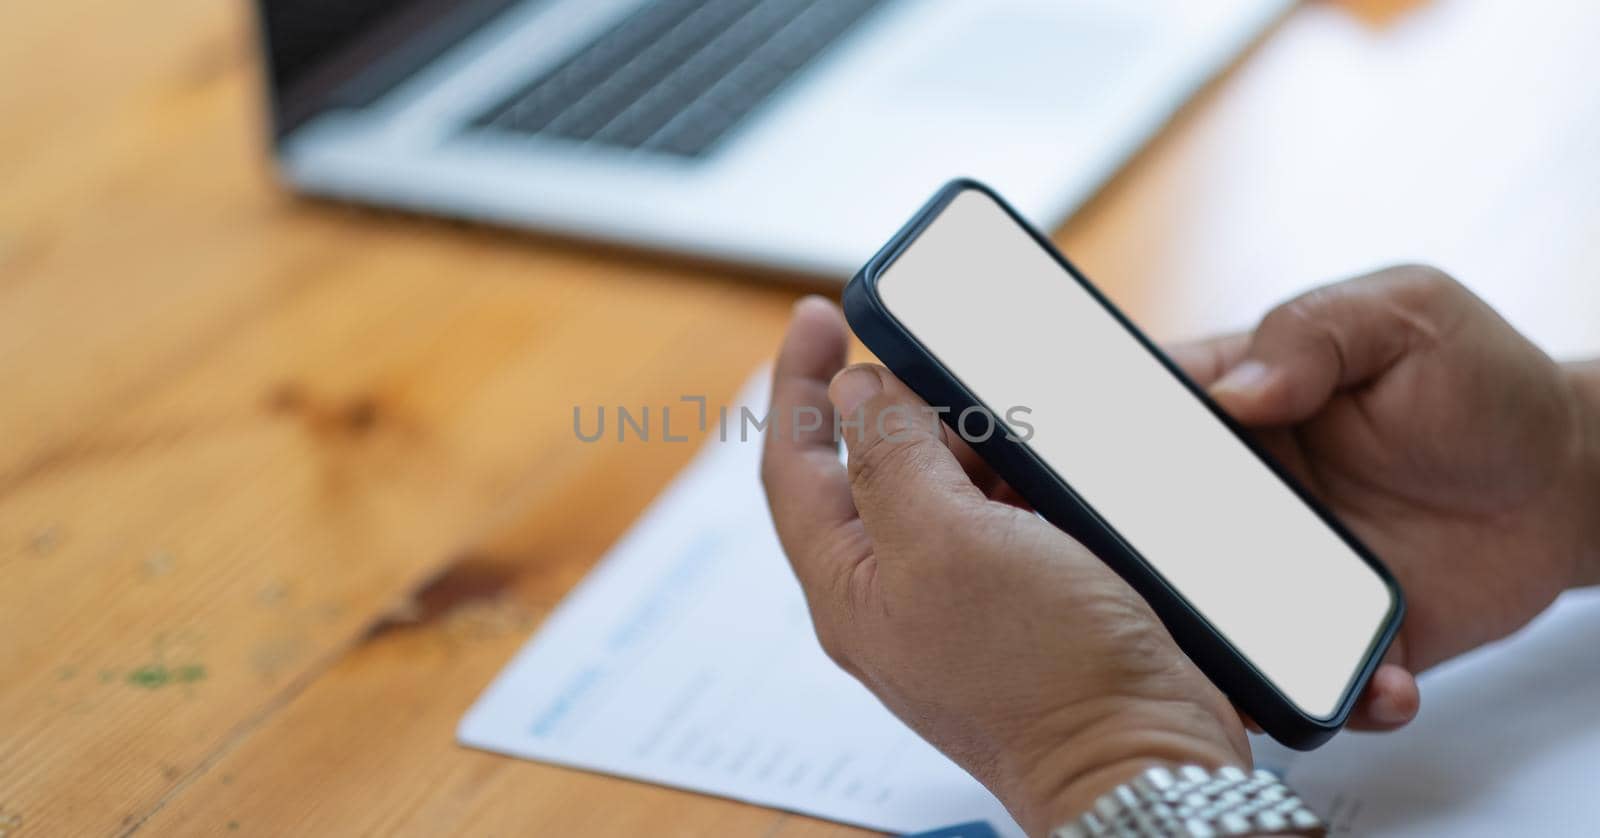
842 180 1403 749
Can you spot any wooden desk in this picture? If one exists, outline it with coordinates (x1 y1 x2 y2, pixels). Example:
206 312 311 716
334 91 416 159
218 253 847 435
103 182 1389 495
2 1 1596 834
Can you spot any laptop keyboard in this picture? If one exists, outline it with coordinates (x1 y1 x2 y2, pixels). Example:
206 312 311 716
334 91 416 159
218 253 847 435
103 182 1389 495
470 0 886 157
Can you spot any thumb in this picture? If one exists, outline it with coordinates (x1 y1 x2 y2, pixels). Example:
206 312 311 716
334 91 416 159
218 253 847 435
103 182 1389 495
1209 266 1451 425
828 365 986 544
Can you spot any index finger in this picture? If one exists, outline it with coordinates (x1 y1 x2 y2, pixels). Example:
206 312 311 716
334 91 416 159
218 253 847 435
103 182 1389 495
760 297 866 589
1165 332 1249 388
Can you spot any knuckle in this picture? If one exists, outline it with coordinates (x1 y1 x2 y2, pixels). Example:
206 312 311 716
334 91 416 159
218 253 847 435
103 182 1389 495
1369 263 1465 309
848 430 925 493
1396 264 1468 313
812 619 854 670
1389 263 1460 296
1263 287 1334 335
800 537 875 676
1372 264 1475 337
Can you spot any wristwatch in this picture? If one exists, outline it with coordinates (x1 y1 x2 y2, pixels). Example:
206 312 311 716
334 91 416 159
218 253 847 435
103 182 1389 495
1050 764 1326 837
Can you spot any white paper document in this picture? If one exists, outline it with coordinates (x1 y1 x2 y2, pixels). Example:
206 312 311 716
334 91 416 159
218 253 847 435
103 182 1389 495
461 374 1600 836
1271 586 1600 836
458 379 1020 835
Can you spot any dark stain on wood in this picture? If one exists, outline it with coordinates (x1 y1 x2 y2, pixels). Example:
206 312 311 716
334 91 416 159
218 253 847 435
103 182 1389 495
363 554 525 641
266 383 388 439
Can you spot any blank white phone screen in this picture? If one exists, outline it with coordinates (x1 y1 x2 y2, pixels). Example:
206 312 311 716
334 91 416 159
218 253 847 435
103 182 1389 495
877 189 1395 718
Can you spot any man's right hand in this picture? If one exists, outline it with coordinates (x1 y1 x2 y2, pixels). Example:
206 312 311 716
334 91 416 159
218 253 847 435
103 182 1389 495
1169 266 1600 717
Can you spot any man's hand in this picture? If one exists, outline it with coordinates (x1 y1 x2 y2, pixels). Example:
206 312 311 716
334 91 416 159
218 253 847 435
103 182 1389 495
761 298 1249 836
1170 265 1600 682
759 272 1599 833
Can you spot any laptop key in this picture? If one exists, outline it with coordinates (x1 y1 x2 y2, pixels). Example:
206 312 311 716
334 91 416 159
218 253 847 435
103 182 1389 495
470 0 887 158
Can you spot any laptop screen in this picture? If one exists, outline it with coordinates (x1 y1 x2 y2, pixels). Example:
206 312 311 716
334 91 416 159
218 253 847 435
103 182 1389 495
258 1 410 95
256 0 522 138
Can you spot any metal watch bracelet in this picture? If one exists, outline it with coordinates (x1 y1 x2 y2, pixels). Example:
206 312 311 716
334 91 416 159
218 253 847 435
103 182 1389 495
1050 764 1326 838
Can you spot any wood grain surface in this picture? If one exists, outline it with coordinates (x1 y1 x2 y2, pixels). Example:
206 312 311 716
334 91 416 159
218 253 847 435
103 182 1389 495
2 0 1595 835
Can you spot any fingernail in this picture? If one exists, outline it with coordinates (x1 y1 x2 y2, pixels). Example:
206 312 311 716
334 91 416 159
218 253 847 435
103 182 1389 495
1370 694 1404 725
829 367 883 416
1369 689 1414 725
793 294 834 316
1210 360 1271 398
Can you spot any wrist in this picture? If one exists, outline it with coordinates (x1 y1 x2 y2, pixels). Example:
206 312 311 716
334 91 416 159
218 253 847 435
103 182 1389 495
1566 358 1600 587
999 697 1250 837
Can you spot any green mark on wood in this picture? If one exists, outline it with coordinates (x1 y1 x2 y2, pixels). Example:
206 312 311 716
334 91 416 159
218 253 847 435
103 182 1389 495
126 662 207 689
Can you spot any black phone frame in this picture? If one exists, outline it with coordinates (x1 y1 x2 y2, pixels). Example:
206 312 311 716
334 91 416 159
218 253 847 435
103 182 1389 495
841 178 1405 750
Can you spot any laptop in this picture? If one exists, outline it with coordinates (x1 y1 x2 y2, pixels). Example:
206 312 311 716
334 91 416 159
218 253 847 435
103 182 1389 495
256 0 1292 277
